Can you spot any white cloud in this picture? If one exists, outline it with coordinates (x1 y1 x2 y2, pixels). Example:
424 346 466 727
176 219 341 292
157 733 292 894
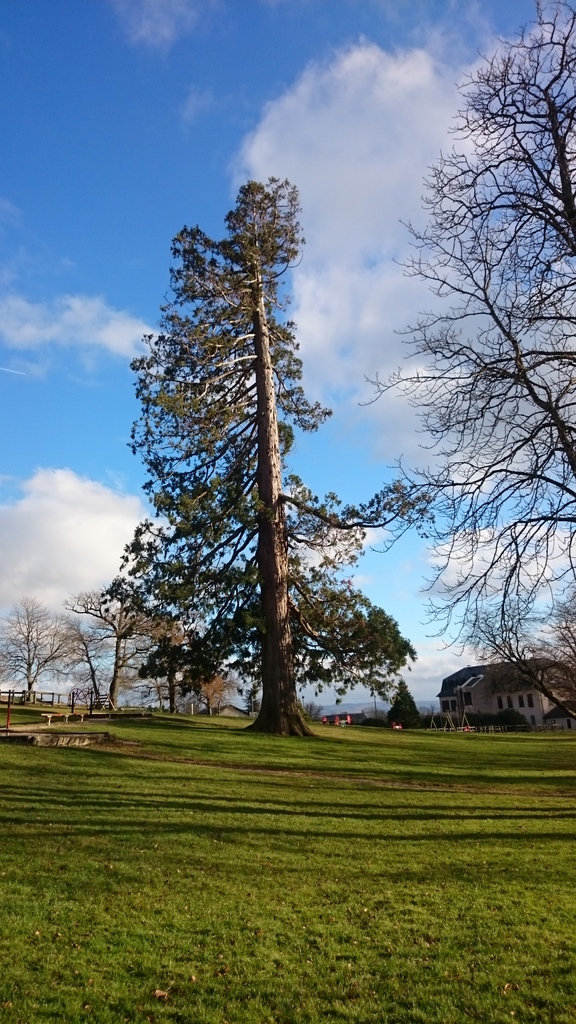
237 42 466 458
404 640 473 702
0 197 21 224
240 45 453 257
181 86 216 124
0 293 152 357
0 469 147 612
109 0 204 47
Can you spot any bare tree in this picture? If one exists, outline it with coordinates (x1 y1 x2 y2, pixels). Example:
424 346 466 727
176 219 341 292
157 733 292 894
302 699 323 721
61 615 113 700
0 597 71 692
379 2 576 637
540 592 576 707
470 594 576 714
66 583 155 708
187 674 237 715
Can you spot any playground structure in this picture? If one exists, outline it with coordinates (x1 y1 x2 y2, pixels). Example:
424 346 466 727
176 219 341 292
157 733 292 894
427 708 569 732
427 710 515 732
428 709 476 731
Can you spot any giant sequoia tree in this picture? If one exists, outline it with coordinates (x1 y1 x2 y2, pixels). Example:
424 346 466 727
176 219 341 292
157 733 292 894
379 1 576 640
129 179 414 735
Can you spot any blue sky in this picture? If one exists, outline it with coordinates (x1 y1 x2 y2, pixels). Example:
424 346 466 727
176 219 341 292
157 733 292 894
0 0 538 702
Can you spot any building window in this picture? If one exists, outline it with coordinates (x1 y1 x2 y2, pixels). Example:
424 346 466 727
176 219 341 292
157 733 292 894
507 695 513 709
530 715 536 725
463 692 472 706
568 719 572 729
518 695 525 708
450 700 457 712
497 696 503 710
442 700 450 712
527 693 534 708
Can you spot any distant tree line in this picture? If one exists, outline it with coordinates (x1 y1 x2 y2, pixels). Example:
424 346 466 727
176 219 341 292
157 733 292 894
0 587 243 714
0 589 427 725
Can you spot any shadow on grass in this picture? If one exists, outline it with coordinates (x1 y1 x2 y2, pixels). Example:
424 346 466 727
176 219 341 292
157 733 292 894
2 811 574 849
2 766 576 856
98 718 576 776
2 758 575 812
3 774 576 822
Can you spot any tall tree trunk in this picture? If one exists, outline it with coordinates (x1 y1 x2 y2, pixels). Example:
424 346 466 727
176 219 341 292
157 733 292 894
168 668 177 713
26 651 34 692
83 641 100 700
249 274 313 737
108 636 122 709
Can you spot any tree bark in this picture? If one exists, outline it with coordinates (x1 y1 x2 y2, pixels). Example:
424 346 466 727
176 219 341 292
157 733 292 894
249 275 313 737
108 635 122 709
168 668 177 713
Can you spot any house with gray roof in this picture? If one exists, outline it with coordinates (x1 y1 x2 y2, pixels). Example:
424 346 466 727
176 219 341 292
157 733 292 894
438 663 554 727
543 704 576 730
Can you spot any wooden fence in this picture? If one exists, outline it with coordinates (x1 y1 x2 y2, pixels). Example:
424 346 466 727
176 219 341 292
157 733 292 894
0 690 70 707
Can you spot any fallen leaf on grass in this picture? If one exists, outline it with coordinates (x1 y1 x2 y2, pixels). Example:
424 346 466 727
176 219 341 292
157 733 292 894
153 989 168 1000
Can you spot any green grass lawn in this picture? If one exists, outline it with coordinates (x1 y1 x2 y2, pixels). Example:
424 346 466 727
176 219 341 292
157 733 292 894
0 714 575 1023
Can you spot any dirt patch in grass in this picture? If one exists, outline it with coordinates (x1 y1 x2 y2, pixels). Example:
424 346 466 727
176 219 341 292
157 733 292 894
93 738 576 798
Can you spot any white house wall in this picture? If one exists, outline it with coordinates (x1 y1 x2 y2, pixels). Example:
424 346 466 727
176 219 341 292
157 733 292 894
439 674 554 726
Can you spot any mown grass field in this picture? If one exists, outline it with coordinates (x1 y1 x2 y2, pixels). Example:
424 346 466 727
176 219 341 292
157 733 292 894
0 712 575 1023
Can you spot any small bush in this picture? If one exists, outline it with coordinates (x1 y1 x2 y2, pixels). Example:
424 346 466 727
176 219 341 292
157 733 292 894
387 680 422 729
465 709 528 728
